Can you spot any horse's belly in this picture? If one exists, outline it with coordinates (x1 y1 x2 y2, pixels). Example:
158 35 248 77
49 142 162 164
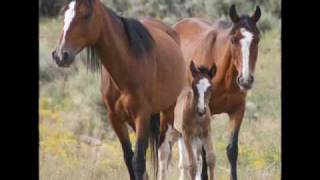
150 30 187 113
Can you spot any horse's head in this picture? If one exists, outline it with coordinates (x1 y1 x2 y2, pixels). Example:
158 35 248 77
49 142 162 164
229 5 261 91
190 61 216 116
52 0 102 67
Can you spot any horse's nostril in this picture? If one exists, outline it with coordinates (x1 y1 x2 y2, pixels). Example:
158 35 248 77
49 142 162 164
237 76 241 84
198 108 206 116
52 50 56 59
62 51 69 60
249 76 254 83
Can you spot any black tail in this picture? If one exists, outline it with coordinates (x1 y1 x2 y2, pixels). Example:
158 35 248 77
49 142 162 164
149 113 160 179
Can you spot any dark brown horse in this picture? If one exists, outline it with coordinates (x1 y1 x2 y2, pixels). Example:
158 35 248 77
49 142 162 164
173 5 261 180
51 0 187 179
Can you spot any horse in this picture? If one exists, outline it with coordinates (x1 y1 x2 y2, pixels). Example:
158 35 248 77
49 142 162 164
172 5 262 180
51 0 187 179
173 61 216 180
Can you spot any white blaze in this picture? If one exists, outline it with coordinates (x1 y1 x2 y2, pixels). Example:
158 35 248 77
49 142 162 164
196 78 211 112
61 1 76 47
240 28 253 80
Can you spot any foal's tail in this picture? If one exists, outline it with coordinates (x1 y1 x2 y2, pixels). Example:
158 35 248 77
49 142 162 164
149 113 160 179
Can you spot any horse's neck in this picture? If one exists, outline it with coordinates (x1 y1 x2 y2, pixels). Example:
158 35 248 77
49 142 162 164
95 9 132 90
213 35 239 91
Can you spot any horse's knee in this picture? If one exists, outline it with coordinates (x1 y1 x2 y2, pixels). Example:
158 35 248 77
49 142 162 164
206 152 216 167
189 163 197 178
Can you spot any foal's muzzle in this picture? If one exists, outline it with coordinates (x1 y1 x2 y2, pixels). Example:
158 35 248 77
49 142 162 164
197 108 206 117
51 49 75 68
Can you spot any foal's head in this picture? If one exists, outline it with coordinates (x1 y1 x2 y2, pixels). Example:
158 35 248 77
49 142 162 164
190 61 217 116
52 0 103 67
229 5 261 91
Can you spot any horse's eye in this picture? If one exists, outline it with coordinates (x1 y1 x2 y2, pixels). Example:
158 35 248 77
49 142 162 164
83 12 91 20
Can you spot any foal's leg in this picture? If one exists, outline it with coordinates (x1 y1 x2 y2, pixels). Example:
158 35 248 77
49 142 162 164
226 104 245 180
158 125 176 180
178 137 188 180
108 112 135 180
202 134 216 180
158 106 178 180
184 136 197 180
201 147 208 180
195 142 203 180
132 112 150 180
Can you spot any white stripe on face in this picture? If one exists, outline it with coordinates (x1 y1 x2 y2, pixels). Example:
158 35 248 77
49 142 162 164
61 1 76 47
240 28 253 80
196 78 211 113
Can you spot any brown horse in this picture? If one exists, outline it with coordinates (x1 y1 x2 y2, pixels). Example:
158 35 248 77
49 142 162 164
173 5 261 180
173 61 216 180
51 0 187 179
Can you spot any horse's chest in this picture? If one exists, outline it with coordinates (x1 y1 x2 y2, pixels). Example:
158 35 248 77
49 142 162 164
211 91 245 114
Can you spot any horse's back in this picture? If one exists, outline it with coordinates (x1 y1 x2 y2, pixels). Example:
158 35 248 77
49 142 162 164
140 17 180 45
174 87 193 133
173 18 211 42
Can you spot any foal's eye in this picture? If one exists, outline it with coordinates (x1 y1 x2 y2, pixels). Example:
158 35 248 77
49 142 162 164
83 12 91 20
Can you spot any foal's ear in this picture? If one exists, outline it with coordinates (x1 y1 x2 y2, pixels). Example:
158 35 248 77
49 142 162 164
229 4 240 23
209 64 217 79
251 6 261 23
190 60 198 78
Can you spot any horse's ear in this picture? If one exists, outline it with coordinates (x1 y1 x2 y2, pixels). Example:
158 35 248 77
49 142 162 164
229 4 240 23
209 64 217 79
190 60 198 78
251 6 261 23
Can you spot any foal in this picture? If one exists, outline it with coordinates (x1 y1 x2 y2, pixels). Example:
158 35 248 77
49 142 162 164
174 61 216 180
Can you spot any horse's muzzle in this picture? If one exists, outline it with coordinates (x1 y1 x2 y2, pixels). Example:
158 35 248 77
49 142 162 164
237 75 254 90
51 49 75 68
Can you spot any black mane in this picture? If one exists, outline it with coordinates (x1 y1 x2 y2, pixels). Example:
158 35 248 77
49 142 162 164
83 4 155 72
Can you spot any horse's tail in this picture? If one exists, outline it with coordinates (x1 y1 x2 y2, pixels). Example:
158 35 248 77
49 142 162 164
149 113 160 179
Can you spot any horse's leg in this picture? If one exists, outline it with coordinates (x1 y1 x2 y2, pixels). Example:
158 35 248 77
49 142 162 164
109 112 135 180
132 112 150 180
158 106 177 180
226 104 245 180
202 135 216 180
195 143 203 180
178 137 188 180
158 124 173 180
201 147 208 180
184 135 197 180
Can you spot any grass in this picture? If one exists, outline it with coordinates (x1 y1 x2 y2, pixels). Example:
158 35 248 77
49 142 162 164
39 13 280 180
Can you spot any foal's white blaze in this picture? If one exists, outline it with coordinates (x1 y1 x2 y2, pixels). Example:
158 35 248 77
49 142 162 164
61 1 76 47
196 78 211 113
240 28 253 80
